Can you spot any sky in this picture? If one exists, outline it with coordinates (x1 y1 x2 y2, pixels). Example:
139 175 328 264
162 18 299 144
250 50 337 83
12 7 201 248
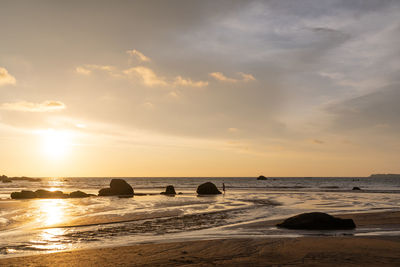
1 0 399 177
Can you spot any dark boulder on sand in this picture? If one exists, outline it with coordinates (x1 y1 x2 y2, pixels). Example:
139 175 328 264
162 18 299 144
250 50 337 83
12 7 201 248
277 212 356 230
257 175 267 180
196 182 221 195
161 185 176 195
11 190 37 199
352 187 361 190
98 179 134 196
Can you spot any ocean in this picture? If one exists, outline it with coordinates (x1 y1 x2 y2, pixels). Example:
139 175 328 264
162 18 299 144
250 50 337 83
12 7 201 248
1 177 400 257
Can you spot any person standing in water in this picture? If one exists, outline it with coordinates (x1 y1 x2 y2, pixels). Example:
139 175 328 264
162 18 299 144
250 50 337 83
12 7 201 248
222 183 226 194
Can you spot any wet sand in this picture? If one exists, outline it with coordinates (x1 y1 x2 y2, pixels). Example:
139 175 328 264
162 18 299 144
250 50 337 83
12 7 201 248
1 211 400 266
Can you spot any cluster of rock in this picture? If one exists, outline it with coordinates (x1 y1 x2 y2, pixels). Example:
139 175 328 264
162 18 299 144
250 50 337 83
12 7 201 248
10 179 226 199
10 189 93 199
276 212 356 230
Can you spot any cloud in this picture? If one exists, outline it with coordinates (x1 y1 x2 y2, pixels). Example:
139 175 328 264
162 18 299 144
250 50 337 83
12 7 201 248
168 91 180 98
1 100 66 112
227 127 239 133
75 64 115 75
174 76 208 87
143 101 154 110
123 66 167 86
0 67 16 86
238 72 256 81
327 84 400 131
209 72 256 83
311 139 324 144
209 72 237 82
75 66 92 75
126 49 151 62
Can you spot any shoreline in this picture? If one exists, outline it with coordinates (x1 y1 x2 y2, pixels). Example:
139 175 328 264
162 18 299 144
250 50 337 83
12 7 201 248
1 210 400 266
1 237 399 266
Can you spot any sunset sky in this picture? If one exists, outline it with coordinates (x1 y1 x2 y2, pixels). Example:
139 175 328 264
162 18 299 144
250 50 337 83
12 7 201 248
1 0 399 177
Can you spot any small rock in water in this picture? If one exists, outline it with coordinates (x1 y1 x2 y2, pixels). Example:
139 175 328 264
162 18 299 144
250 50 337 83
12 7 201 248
352 187 361 190
196 182 221 195
161 185 176 195
277 212 356 230
257 175 267 180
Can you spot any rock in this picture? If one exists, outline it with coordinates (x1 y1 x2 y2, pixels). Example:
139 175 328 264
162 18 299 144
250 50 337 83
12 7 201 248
352 187 361 190
98 187 113 196
196 182 221 195
257 175 267 180
277 212 356 230
98 179 134 196
11 189 93 199
11 190 37 199
161 185 176 195
69 190 92 198
1 175 11 183
9 176 41 182
35 189 67 198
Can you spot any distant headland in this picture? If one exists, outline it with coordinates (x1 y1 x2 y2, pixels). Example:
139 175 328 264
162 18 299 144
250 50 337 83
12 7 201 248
369 174 400 178
0 175 41 183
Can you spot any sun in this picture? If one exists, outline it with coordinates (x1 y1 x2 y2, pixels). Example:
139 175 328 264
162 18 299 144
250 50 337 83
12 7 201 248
41 129 72 159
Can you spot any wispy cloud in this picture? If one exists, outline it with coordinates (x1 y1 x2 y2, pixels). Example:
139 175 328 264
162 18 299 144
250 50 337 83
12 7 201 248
126 49 151 62
75 66 92 75
174 76 208 88
227 127 239 133
311 139 324 144
1 100 66 112
75 64 115 75
209 72 255 83
124 66 167 86
238 72 256 82
0 67 16 86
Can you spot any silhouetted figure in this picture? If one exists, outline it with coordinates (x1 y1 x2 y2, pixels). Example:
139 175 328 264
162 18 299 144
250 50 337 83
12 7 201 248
222 183 226 194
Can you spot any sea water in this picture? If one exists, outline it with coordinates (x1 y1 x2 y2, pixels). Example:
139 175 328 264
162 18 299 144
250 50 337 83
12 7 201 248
1 177 400 257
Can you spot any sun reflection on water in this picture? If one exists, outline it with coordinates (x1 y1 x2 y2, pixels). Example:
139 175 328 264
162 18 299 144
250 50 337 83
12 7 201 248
29 200 72 252
35 199 67 227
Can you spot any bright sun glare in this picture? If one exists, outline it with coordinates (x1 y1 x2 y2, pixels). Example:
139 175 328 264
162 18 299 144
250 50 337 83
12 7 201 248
41 129 72 159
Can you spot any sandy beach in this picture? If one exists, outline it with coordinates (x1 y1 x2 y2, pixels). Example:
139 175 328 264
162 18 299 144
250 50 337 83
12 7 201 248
1 210 399 266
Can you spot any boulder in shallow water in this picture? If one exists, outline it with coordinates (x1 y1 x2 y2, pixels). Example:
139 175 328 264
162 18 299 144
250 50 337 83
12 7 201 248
352 187 361 190
98 187 113 196
161 185 176 195
11 189 92 199
35 189 67 198
11 190 37 199
98 179 134 196
196 182 221 195
257 175 267 180
69 190 92 198
277 212 356 230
